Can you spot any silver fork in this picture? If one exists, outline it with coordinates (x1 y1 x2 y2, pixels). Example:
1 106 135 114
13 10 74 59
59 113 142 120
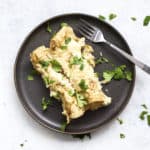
79 19 150 74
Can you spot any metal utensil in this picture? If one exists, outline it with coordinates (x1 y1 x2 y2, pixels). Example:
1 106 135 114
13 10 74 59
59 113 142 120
79 19 150 74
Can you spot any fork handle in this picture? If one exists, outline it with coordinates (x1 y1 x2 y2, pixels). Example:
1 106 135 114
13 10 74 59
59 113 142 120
106 41 150 74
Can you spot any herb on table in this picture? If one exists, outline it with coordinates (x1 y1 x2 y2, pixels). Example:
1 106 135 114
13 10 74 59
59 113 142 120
27 75 34 80
98 15 106 21
109 13 117 20
139 111 148 120
65 37 71 45
60 121 67 132
68 90 75 96
50 59 62 72
143 16 150 26
69 56 84 70
102 65 132 83
131 17 137 21
20 143 24 147
76 93 87 108
117 118 123 125
147 115 150 126
60 45 67 50
79 79 88 91
46 22 52 33
141 104 148 109
95 57 109 64
41 97 52 111
39 60 50 68
120 133 125 139
72 133 91 140
61 22 68 28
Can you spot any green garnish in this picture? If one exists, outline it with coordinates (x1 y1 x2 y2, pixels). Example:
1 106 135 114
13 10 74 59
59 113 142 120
27 75 34 80
43 77 55 87
147 115 150 126
20 143 24 147
41 97 52 111
143 16 150 26
69 56 84 70
95 72 100 78
68 90 75 96
139 111 148 120
109 13 117 20
65 37 71 45
60 121 67 131
103 65 132 83
98 15 106 21
50 59 62 72
131 17 137 21
39 60 50 68
72 133 91 140
76 93 87 107
61 22 68 28
117 118 123 125
141 104 148 109
79 79 88 91
95 57 109 64
46 22 52 33
120 133 125 139
60 45 67 50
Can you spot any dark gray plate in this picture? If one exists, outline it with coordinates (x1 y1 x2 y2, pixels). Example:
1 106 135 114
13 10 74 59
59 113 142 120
14 13 135 134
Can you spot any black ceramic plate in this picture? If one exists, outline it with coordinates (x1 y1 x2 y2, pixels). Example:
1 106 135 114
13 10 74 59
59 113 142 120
14 13 135 134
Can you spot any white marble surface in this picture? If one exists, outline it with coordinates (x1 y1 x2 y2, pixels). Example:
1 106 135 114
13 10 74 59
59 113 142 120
0 0 150 149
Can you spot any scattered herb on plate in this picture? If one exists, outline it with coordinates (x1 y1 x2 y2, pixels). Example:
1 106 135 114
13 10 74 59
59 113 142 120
27 69 38 81
46 22 52 33
72 133 91 140
65 37 71 45
131 17 137 21
95 57 109 64
61 22 68 28
50 59 62 72
60 121 67 132
109 13 117 20
60 45 67 50
27 75 34 81
43 76 55 87
98 15 106 21
76 93 87 107
117 118 123 125
120 133 125 139
143 16 150 26
41 97 52 111
39 60 50 68
79 79 88 91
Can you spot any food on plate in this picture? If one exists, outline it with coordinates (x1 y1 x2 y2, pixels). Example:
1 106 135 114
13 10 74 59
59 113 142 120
30 25 111 123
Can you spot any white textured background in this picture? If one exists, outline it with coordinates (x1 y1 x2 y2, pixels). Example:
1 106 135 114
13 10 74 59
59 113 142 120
0 0 150 150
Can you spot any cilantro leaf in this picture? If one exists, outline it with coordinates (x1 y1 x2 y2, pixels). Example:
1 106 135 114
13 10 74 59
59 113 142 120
120 133 125 139
46 22 52 33
76 93 87 107
50 59 62 72
103 71 115 82
27 75 34 81
72 133 91 140
109 13 117 20
41 97 52 111
68 90 75 96
125 71 132 81
139 111 148 120
98 15 106 21
60 22 68 28
79 79 88 91
39 60 50 68
95 57 109 64
43 77 55 87
143 16 150 26
117 118 123 125
131 17 137 21
60 45 67 50
60 121 67 132
141 104 148 109
147 115 150 126
65 37 71 45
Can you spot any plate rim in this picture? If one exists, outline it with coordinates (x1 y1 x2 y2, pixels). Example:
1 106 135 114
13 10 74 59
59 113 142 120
14 13 136 134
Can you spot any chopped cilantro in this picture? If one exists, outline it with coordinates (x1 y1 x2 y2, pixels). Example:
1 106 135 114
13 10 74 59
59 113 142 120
41 97 52 111
39 60 50 68
80 63 84 70
95 57 109 64
60 121 67 131
46 22 52 33
50 59 62 72
95 72 100 78
139 111 148 120
109 13 117 20
43 77 55 87
65 37 71 45
147 115 150 126
60 22 68 28
60 45 67 50
102 65 132 83
131 17 137 21
143 16 150 26
141 104 148 109
68 90 75 96
31 69 38 75
79 79 88 91
98 15 106 21
27 75 34 80
72 133 91 140
120 133 125 139
76 93 87 107
117 118 123 125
